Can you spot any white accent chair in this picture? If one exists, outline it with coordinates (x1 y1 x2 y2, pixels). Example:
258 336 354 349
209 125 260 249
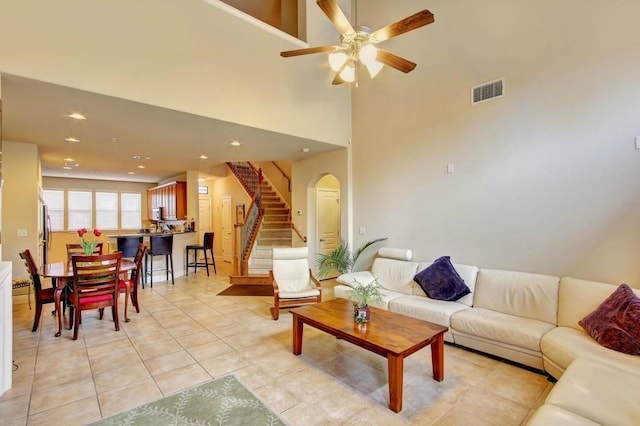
270 247 322 320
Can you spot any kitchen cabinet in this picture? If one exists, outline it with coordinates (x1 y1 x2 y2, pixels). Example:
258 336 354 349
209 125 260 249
147 181 186 220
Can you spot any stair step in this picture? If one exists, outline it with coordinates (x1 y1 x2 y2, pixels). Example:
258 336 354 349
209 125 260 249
248 268 272 275
249 258 273 267
260 229 291 238
264 208 289 215
262 222 290 229
257 238 292 247
263 215 289 223
262 202 285 208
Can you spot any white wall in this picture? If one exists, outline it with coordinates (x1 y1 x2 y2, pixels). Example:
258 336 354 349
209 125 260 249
1 141 40 279
352 0 640 286
291 148 348 268
0 0 350 146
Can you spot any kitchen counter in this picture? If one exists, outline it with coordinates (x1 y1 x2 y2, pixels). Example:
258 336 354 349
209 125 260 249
106 230 197 238
106 232 198 282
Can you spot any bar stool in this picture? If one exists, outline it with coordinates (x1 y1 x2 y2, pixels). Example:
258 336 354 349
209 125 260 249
185 232 216 276
117 236 143 258
145 234 174 287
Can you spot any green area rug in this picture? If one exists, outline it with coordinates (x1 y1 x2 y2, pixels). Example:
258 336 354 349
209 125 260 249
91 375 286 426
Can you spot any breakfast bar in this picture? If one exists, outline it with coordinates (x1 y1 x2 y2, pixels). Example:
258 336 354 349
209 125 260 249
106 231 198 281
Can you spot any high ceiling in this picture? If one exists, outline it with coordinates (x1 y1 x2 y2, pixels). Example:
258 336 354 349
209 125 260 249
1 74 341 183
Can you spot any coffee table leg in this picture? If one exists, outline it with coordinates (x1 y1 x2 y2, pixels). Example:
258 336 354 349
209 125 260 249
388 354 404 413
292 314 303 355
431 334 444 381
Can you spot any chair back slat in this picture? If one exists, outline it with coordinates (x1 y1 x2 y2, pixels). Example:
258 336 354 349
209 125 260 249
66 243 104 261
19 249 41 294
72 252 122 299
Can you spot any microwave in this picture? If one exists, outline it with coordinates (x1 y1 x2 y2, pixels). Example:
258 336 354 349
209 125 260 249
152 207 164 221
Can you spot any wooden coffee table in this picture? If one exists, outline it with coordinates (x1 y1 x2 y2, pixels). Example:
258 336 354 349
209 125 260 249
289 298 448 413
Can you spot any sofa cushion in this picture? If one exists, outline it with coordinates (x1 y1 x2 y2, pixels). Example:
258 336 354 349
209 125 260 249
450 307 555 352
541 326 640 377
336 271 375 287
543 358 640 426
333 284 402 310
473 269 559 324
557 277 633 329
413 256 470 301
527 405 599 426
370 258 419 295
578 284 640 355
414 262 479 306
388 296 468 329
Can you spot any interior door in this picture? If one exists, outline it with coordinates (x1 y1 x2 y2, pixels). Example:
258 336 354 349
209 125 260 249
221 196 233 262
316 188 340 256
198 198 211 242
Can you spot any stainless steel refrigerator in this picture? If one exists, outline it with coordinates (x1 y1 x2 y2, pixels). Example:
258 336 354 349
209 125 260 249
40 203 50 265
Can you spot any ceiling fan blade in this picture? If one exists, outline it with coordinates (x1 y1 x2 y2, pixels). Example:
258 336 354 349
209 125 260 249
376 49 417 73
370 10 434 43
317 0 355 37
280 45 337 57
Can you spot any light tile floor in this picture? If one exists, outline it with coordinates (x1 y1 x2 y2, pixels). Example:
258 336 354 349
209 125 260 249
2 261 553 425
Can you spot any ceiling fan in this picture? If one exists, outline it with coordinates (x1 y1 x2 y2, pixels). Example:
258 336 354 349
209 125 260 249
280 0 435 85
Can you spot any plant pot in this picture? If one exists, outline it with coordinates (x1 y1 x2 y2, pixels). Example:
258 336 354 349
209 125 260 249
354 306 370 324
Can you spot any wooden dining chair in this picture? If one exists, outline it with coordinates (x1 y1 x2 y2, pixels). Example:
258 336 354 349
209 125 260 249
19 249 56 332
66 242 104 261
118 244 147 322
68 252 122 340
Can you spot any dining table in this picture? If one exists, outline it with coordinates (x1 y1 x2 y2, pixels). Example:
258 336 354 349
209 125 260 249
41 259 136 337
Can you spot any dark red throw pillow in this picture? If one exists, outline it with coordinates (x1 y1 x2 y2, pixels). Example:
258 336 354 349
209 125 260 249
579 284 640 355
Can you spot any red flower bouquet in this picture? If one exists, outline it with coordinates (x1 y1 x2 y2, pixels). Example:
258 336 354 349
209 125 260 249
77 228 102 255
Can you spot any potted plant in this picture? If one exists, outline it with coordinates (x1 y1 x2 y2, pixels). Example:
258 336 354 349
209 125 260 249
316 237 387 278
347 279 383 324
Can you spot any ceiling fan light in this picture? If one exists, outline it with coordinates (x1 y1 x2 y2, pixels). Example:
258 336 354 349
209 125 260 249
339 63 356 83
365 60 384 78
328 51 348 72
358 44 378 66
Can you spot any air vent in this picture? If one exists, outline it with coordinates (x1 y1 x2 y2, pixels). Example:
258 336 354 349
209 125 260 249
471 78 504 104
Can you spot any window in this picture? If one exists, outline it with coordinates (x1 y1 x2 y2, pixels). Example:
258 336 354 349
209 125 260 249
121 192 142 230
42 189 64 231
43 188 143 231
67 190 93 230
96 192 118 230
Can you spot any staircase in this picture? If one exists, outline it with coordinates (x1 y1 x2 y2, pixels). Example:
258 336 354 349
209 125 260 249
247 181 293 274
228 162 293 276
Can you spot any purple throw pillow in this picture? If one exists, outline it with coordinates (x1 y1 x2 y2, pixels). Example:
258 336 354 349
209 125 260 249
579 283 640 355
413 256 470 301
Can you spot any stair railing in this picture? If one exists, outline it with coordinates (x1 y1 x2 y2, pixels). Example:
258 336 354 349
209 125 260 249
271 161 291 192
228 162 264 275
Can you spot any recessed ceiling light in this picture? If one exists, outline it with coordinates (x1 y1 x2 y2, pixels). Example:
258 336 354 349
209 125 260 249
63 166 73 170
67 113 86 120
63 162 79 168
111 137 118 142
230 140 241 147
302 147 310 153
65 137 80 143
128 171 135 175
64 157 74 162
137 165 145 169
199 155 208 159
133 155 151 160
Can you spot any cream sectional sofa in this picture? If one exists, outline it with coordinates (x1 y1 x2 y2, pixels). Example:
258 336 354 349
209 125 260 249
334 248 640 424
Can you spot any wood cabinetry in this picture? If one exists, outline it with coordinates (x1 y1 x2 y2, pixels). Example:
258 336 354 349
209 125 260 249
147 181 187 220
